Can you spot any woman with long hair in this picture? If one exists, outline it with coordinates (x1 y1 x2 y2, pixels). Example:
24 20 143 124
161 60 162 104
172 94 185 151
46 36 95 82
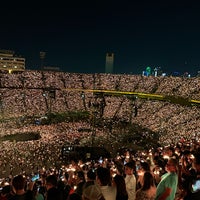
113 174 128 200
136 171 156 200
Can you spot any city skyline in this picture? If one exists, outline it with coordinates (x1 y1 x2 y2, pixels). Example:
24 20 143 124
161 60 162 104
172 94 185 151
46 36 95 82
1 1 200 76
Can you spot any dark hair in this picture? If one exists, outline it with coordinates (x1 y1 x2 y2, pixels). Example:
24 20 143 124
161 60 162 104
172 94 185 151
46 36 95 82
113 174 128 197
12 175 26 190
46 175 57 187
168 158 178 167
140 161 150 172
68 193 81 200
183 150 191 156
125 160 136 171
64 172 69 180
87 169 96 180
194 152 200 165
142 171 155 191
168 146 175 153
1 185 11 195
77 170 85 181
96 167 111 186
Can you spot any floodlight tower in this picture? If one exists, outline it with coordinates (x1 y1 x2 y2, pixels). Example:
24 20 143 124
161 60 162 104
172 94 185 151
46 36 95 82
40 51 46 70
105 53 114 74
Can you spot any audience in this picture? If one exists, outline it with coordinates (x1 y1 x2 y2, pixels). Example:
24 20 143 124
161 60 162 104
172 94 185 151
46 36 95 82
0 71 200 200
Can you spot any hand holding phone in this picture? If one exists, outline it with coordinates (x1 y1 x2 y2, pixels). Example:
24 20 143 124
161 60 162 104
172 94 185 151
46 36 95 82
191 179 200 193
31 174 39 182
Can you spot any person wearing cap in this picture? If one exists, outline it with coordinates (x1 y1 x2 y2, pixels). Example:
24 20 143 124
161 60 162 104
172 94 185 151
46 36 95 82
124 161 137 200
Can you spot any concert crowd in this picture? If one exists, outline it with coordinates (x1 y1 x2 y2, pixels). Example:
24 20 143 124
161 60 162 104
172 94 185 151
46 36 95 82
0 70 200 199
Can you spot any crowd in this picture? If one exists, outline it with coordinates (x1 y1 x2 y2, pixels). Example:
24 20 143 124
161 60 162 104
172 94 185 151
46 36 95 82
0 71 200 134
0 70 200 199
0 141 200 199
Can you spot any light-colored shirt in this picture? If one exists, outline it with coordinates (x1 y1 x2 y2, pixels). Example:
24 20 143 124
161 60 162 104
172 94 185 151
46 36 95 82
125 174 136 200
100 185 117 200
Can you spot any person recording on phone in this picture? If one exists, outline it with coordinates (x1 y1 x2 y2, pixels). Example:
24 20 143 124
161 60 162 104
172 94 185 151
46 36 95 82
182 151 200 200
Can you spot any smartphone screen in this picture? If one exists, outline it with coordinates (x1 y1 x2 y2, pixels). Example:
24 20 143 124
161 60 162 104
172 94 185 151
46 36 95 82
191 179 200 193
31 174 39 182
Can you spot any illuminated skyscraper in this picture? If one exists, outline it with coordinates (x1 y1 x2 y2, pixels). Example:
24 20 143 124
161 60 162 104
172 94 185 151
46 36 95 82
105 53 114 73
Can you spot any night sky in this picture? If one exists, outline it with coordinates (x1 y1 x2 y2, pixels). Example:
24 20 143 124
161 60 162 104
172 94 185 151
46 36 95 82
1 1 200 76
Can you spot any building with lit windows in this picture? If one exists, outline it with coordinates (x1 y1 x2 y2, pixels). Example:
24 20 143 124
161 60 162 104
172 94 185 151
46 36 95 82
0 49 25 73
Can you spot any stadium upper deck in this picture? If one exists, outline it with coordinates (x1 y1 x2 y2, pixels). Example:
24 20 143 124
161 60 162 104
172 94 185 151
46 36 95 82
0 70 200 146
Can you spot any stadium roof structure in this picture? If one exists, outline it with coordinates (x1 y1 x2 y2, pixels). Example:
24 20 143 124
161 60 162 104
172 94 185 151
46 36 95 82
63 88 200 107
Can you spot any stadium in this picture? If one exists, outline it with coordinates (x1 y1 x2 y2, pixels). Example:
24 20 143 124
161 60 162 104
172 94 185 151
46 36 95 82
0 70 200 177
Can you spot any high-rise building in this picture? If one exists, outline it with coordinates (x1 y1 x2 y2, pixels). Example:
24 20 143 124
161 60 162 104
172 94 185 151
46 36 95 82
105 53 114 73
0 49 25 73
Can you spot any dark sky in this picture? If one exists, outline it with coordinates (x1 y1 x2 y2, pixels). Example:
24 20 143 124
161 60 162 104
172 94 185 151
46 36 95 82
1 1 200 75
